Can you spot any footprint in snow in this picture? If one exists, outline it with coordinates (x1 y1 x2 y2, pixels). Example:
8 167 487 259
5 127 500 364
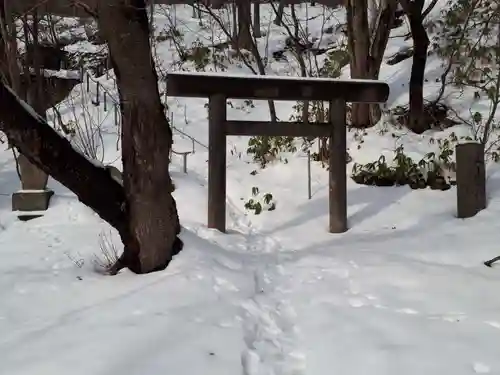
395 308 419 315
213 276 239 292
473 362 491 373
485 321 500 329
348 280 360 295
216 320 234 328
348 298 365 308
441 312 467 322
346 293 379 309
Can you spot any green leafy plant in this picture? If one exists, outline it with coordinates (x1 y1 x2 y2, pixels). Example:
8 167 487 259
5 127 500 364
243 187 276 215
247 136 296 168
351 145 454 191
319 48 350 79
432 0 500 147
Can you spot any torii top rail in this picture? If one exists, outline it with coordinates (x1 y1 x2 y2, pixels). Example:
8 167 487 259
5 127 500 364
166 71 389 233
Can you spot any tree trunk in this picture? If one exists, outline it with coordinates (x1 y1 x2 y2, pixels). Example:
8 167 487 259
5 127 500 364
274 0 285 26
368 0 398 79
253 0 261 38
346 0 397 127
368 0 378 31
402 0 429 134
0 1 21 93
97 0 182 274
236 0 252 50
367 0 398 123
346 0 371 128
232 1 238 42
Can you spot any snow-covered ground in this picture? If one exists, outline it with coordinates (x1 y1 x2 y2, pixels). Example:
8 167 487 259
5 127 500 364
1 3 500 375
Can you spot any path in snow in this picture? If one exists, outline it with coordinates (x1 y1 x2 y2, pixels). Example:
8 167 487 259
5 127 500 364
174 158 310 375
239 232 306 375
169 134 309 375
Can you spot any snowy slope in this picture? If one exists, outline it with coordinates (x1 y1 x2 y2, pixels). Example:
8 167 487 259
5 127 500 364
1 3 500 375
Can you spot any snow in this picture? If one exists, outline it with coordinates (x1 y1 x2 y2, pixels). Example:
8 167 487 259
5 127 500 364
2 2 500 375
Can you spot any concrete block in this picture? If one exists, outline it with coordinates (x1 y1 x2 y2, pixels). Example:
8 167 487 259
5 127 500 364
12 189 54 213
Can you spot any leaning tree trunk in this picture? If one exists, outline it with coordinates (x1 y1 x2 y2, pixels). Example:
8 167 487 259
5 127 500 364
0 82 129 237
97 0 182 274
403 0 430 134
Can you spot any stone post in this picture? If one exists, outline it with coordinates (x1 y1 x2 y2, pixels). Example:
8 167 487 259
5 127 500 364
456 142 486 219
11 81 54 220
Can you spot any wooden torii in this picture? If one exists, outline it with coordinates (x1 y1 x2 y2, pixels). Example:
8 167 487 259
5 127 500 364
167 72 389 233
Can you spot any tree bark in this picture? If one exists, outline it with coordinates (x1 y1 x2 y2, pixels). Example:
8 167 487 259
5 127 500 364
346 0 397 127
368 0 398 79
346 0 371 128
232 1 238 42
274 0 285 26
97 0 182 274
0 1 21 93
400 0 429 134
253 0 261 38
368 0 398 123
236 0 252 50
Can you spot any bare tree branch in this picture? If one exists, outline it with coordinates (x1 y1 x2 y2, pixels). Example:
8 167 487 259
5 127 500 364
422 0 438 19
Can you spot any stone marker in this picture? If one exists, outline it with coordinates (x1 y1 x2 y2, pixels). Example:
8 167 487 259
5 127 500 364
456 142 486 218
12 154 54 220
